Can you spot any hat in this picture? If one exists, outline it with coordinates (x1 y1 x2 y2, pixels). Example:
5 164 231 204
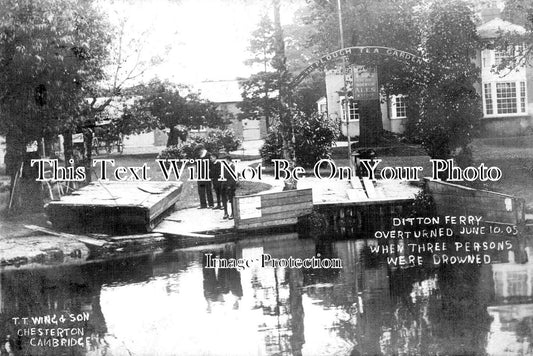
219 150 230 159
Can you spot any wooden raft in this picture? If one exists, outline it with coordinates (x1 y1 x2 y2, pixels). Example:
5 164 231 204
234 188 313 230
426 179 525 225
46 181 183 234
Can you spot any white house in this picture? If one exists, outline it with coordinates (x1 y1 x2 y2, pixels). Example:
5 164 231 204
197 79 267 142
317 9 533 139
316 66 408 138
476 16 533 136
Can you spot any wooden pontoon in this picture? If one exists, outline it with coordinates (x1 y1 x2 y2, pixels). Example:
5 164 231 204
46 181 182 234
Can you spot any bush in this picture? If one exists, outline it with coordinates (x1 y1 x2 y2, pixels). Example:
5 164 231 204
157 144 195 160
158 129 241 160
407 191 436 218
261 112 339 167
192 129 241 154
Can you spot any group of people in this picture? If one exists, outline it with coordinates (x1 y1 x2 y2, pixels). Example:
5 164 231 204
196 145 237 220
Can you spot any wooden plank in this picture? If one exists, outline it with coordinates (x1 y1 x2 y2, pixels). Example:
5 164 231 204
347 188 369 201
259 194 313 207
24 224 107 247
236 209 314 225
350 178 364 190
148 183 182 220
237 217 298 230
234 188 313 230
362 178 377 199
258 202 313 215
160 231 216 239
246 188 312 201
46 182 182 234
234 200 312 218
426 180 525 225
109 233 164 241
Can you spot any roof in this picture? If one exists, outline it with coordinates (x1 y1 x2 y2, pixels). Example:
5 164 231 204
196 80 243 103
477 18 526 38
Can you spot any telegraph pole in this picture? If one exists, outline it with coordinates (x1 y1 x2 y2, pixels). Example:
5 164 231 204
337 0 352 167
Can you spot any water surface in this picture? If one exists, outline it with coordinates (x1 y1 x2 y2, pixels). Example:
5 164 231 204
1 233 532 355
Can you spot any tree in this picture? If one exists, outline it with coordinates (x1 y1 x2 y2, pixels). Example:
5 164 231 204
245 13 276 71
272 0 295 166
296 0 422 145
240 14 277 130
131 79 227 146
493 0 533 69
260 112 339 167
75 10 174 182
238 71 279 126
410 0 482 161
0 0 110 209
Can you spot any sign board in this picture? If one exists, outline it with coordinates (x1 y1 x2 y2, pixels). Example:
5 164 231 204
72 133 84 143
290 46 425 88
26 141 38 152
352 66 379 100
238 196 262 219
234 188 313 230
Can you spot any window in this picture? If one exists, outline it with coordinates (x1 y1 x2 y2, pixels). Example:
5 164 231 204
483 81 527 116
494 50 510 67
340 97 359 121
520 82 526 112
482 50 489 68
493 45 524 68
190 125 207 132
496 82 517 114
392 96 407 119
483 83 493 115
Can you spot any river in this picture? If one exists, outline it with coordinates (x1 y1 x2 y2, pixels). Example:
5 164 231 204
0 232 532 356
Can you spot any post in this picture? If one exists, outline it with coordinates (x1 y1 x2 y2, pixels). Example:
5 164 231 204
337 0 352 167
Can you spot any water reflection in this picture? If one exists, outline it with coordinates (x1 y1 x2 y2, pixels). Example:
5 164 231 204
0 233 532 355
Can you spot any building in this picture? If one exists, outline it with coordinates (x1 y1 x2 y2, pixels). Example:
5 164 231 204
317 7 533 139
316 66 408 138
477 14 533 136
197 79 267 142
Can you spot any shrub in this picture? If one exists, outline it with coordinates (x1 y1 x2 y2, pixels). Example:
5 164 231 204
260 122 284 164
157 144 196 160
158 129 241 160
192 129 241 154
407 191 436 218
261 112 339 167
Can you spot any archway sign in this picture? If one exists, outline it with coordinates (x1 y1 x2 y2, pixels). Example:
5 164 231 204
289 46 425 88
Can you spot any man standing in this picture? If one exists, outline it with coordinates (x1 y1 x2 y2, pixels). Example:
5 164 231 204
209 151 223 209
220 151 237 219
196 144 214 209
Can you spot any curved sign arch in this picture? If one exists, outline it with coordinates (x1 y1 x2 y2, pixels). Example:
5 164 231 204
289 46 425 88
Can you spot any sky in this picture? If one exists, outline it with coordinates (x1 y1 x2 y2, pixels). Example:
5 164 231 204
101 0 300 89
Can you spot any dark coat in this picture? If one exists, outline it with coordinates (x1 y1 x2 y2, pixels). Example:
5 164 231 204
221 162 237 190
210 160 221 182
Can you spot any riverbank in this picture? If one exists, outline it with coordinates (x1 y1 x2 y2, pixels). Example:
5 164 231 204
2 139 532 269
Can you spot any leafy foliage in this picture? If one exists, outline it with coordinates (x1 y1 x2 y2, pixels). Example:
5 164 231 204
238 71 279 123
158 129 241 160
261 112 339 167
192 129 241 154
408 0 482 159
492 0 533 69
0 0 110 155
130 79 227 146
296 0 423 144
407 191 436 218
